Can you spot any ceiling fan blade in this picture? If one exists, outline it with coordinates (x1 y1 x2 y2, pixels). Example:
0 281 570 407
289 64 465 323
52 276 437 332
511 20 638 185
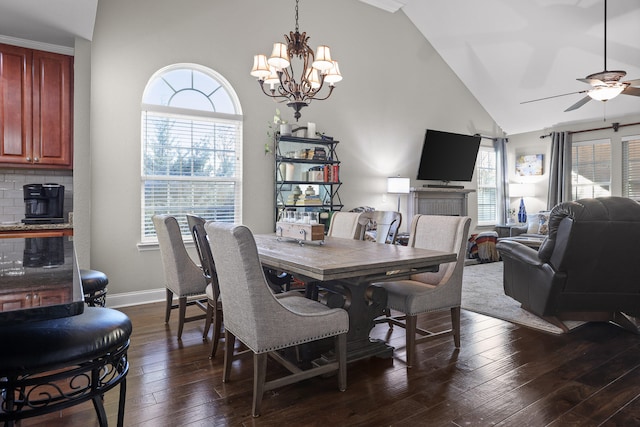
521 90 589 104
577 78 605 86
622 86 640 97
623 78 640 86
564 95 592 112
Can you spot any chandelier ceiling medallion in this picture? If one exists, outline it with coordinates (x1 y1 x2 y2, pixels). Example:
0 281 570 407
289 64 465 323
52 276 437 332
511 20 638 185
250 0 342 121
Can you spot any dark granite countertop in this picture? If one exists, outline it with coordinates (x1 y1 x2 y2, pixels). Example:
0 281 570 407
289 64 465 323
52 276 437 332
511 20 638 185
0 236 83 325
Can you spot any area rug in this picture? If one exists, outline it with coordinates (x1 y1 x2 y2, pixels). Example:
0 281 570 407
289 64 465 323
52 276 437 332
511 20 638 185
461 261 584 334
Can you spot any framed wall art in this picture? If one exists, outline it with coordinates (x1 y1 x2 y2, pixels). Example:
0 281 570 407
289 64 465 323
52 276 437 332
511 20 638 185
515 154 544 176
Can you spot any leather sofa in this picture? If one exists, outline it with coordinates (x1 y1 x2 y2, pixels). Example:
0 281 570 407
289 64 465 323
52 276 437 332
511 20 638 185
496 197 640 333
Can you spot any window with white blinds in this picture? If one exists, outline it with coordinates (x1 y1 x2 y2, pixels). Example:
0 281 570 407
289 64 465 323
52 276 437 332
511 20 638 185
622 135 640 200
571 139 610 200
141 65 242 242
476 146 498 224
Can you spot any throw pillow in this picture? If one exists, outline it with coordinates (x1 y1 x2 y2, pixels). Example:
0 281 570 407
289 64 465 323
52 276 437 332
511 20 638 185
538 211 550 235
526 213 540 234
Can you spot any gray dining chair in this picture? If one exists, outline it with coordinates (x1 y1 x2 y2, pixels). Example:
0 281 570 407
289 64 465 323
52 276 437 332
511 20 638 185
186 214 222 357
152 214 208 340
205 221 349 417
327 211 363 239
358 210 402 244
373 214 471 368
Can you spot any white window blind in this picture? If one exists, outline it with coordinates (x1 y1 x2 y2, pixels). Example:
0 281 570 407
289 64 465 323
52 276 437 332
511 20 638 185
476 146 498 224
622 135 640 200
571 139 611 200
141 65 242 242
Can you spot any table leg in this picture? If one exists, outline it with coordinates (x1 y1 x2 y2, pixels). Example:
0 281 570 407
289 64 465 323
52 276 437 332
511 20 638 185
314 279 394 364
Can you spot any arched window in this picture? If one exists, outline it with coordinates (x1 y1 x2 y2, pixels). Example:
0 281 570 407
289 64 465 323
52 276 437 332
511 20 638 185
141 64 242 242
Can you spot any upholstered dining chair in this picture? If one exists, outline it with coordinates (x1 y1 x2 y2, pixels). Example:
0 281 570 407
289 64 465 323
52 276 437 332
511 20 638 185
358 210 402 244
186 214 223 357
373 214 471 368
152 214 208 340
327 211 364 239
205 221 349 417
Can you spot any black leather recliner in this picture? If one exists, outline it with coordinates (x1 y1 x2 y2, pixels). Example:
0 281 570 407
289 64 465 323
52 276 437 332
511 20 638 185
496 197 640 333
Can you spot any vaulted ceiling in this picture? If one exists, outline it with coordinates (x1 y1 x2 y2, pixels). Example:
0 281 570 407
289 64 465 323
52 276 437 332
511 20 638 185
1 0 638 135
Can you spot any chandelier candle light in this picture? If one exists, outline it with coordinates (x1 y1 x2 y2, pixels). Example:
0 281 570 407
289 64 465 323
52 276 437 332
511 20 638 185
250 0 342 121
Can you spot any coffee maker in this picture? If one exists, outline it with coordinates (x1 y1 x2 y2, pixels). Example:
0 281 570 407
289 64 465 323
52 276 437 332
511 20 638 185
22 183 65 224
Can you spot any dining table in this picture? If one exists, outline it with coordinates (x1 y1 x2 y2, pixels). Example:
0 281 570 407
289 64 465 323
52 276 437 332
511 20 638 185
254 233 457 363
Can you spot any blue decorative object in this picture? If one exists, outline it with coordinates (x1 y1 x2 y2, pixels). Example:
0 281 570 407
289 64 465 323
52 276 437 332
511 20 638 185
518 197 527 223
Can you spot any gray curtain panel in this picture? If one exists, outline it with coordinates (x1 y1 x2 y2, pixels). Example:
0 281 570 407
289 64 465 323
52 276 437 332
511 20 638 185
547 131 572 209
494 137 509 224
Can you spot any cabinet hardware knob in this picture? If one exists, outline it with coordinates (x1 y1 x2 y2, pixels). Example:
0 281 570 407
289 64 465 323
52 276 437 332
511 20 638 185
34 157 40 162
26 157 31 162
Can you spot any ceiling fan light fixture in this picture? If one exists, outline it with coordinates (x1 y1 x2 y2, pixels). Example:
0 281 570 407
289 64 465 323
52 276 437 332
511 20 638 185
588 83 626 101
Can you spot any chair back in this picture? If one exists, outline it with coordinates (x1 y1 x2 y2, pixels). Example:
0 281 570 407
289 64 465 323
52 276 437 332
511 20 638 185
407 214 471 288
539 197 640 299
358 211 402 244
152 214 206 296
186 214 219 298
205 222 306 353
327 212 363 239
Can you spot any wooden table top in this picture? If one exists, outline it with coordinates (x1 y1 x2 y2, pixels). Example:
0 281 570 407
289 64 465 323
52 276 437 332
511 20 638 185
254 234 457 283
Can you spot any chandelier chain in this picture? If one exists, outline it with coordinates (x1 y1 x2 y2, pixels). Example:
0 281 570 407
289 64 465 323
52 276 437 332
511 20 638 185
295 0 299 33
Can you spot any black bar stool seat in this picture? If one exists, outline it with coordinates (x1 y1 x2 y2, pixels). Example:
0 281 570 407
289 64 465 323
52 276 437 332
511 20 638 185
0 307 132 427
81 268 109 307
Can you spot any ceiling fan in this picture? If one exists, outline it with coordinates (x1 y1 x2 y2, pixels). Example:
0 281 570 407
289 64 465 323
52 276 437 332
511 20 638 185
522 0 640 112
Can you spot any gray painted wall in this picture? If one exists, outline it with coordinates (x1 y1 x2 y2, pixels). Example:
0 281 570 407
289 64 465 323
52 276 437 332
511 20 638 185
84 0 500 302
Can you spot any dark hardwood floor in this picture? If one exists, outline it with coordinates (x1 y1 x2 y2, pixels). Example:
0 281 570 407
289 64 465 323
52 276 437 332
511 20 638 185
20 301 640 426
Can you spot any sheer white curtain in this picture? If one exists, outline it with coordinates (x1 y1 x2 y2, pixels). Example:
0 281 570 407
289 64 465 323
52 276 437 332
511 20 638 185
547 131 572 209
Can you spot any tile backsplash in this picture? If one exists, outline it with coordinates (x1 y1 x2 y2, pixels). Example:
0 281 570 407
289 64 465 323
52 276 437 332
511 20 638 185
0 169 73 224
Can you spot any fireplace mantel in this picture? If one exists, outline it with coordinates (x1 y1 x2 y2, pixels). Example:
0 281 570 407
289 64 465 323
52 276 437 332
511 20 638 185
407 187 475 219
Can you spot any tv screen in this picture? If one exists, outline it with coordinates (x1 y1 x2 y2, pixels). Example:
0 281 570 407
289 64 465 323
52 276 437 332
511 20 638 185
417 129 481 183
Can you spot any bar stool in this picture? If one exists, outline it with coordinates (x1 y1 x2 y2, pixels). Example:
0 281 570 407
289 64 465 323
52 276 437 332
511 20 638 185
81 269 109 307
0 307 132 426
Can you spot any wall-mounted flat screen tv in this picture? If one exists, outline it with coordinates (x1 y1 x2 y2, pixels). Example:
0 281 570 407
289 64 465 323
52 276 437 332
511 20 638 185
417 129 481 184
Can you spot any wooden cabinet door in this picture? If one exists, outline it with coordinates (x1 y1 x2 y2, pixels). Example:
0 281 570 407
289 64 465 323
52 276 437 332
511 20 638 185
32 50 73 167
32 287 72 307
0 292 32 311
0 44 33 165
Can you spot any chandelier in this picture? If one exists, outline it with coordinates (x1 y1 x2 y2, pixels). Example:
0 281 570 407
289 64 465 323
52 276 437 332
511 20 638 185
250 0 342 121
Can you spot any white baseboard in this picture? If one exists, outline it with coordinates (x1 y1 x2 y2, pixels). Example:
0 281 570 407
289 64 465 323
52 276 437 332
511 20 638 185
106 288 166 309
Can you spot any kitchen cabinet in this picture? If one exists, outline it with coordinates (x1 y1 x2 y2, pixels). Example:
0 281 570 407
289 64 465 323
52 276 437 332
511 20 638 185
274 134 343 229
0 43 73 169
0 287 72 311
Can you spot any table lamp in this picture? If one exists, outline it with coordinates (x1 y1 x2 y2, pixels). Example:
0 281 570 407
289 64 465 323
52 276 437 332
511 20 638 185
510 183 535 223
387 176 410 211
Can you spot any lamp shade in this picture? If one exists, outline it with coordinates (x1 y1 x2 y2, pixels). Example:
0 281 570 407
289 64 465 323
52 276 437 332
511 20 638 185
250 55 271 79
387 177 410 194
510 183 535 197
312 45 333 71
268 43 290 69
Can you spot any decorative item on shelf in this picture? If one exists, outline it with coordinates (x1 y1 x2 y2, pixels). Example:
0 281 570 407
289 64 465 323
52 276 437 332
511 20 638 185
284 163 295 181
507 208 517 224
307 122 316 138
387 176 411 211
249 0 342 121
266 108 288 154
312 147 326 160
